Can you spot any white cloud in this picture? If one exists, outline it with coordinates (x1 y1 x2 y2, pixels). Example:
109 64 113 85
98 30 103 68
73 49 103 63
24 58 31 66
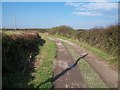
65 2 118 11
75 2 118 11
72 11 101 16
65 1 118 17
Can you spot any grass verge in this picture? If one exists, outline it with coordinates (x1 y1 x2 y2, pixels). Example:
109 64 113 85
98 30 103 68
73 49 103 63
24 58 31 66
29 33 56 89
63 42 107 88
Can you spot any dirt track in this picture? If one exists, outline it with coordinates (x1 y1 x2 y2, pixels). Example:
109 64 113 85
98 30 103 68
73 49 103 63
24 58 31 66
52 40 87 88
52 37 118 88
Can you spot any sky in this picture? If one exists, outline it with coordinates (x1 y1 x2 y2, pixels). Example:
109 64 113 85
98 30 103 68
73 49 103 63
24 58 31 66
1 0 119 29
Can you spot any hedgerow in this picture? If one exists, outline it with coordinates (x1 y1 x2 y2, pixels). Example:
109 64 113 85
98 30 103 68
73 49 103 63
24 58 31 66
2 31 45 88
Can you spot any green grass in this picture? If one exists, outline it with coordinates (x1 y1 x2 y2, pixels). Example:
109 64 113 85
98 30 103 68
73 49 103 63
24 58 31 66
63 42 107 88
29 33 56 89
54 35 118 70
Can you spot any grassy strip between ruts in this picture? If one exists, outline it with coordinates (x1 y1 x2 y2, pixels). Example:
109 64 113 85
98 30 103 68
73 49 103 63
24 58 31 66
29 33 56 89
63 42 108 88
54 35 118 70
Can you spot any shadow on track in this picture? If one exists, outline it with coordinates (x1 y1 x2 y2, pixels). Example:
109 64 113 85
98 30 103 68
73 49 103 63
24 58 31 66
36 53 88 89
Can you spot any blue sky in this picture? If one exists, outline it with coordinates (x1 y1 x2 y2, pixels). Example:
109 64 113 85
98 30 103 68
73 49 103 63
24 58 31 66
2 0 119 29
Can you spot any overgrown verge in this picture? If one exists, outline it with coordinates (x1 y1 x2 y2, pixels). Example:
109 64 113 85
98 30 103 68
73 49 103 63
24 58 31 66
48 25 118 56
2 31 45 88
29 34 56 89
